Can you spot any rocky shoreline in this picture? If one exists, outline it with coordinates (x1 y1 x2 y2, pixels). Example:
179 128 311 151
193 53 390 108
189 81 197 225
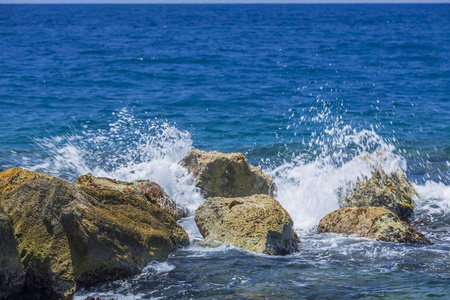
0 168 188 300
0 150 431 299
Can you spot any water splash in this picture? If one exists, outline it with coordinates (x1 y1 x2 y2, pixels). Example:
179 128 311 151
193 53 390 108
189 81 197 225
266 97 450 233
413 181 450 225
74 261 176 300
26 108 204 212
268 127 406 231
23 105 449 233
266 98 445 231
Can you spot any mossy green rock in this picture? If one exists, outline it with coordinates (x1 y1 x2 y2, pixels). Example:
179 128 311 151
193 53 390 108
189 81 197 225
0 172 189 299
317 206 431 245
180 149 276 198
340 170 417 221
195 194 299 255
0 213 25 300
75 173 188 221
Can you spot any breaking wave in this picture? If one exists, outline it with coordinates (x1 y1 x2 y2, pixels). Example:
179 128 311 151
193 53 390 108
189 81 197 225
23 106 449 233
26 108 204 213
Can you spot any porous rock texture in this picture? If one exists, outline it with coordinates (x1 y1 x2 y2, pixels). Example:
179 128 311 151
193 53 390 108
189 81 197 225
195 194 299 255
317 206 431 245
180 149 276 198
0 168 189 299
75 173 188 221
340 170 417 221
0 167 51 196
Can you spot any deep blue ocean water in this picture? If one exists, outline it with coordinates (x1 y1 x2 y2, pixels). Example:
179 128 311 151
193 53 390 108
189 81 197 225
0 4 449 299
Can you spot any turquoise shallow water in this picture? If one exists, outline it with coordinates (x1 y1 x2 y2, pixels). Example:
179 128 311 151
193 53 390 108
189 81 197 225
0 4 449 299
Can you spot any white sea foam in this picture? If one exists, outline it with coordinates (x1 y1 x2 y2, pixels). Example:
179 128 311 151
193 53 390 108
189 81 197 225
26 107 449 235
139 261 176 275
269 132 449 231
26 105 450 299
268 125 407 231
267 98 449 231
178 216 203 241
74 261 174 300
414 181 450 218
28 108 204 213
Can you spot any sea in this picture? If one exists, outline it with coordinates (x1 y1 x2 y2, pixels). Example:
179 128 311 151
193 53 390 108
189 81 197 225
0 4 449 299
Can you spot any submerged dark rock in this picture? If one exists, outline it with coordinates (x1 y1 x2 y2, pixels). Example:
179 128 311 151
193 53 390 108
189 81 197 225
340 170 417 221
318 206 431 245
180 149 276 198
195 194 299 255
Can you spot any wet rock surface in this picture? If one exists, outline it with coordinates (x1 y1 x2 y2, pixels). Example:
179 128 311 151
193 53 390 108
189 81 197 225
0 168 189 299
340 170 417 221
75 173 188 221
318 206 431 245
195 194 299 255
180 149 276 198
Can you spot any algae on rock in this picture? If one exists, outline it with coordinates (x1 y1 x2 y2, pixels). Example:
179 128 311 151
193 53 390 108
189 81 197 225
340 170 417 221
317 206 431 245
195 194 299 255
180 149 276 198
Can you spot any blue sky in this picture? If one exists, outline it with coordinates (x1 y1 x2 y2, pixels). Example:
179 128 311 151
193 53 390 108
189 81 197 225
2 0 449 3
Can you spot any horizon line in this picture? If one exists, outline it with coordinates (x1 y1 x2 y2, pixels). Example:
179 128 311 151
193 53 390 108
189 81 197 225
2 0 450 4
2 2 449 4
